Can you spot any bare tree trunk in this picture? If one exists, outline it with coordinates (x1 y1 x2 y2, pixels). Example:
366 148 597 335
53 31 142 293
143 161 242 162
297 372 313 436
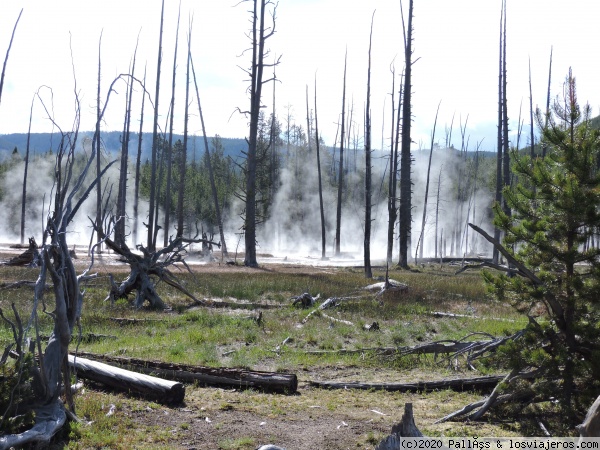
399 0 414 268
132 65 147 246
94 32 104 253
335 49 347 257
191 57 229 257
501 0 510 220
386 64 400 265
176 20 192 238
543 46 553 158
528 58 535 159
364 12 375 279
116 42 138 247
20 95 34 245
0 9 22 108
416 102 440 262
147 0 165 251
314 75 326 260
164 2 182 246
243 0 278 267
435 165 443 258
492 2 504 265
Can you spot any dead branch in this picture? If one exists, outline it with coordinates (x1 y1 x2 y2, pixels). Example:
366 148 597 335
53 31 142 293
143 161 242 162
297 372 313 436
291 292 319 308
321 313 353 326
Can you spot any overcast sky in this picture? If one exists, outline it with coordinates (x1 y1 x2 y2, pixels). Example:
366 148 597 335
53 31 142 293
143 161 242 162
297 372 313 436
1 0 599 152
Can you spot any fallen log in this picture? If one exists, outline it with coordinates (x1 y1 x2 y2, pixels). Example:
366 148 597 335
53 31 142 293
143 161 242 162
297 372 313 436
2 237 39 267
309 375 505 393
68 355 185 404
71 352 298 394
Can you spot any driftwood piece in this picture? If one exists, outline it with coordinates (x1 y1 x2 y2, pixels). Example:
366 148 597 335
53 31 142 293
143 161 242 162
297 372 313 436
321 313 353 326
578 395 600 437
309 375 504 393
68 355 185 404
72 352 298 394
376 403 423 450
0 401 66 450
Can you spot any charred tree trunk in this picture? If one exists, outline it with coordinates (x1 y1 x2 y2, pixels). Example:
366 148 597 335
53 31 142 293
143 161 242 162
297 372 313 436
501 0 510 221
94 32 104 253
492 3 504 265
399 0 414 268
191 56 229 257
335 50 347 257
387 68 402 265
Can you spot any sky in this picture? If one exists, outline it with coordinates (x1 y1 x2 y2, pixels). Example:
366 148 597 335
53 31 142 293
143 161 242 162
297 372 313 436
1 0 599 153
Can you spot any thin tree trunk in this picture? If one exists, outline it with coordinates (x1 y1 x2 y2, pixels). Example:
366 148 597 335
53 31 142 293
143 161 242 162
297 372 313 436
416 102 440 262
435 165 443 258
399 0 414 268
191 56 228 257
176 20 192 238
314 75 326 259
164 2 182 246
335 50 347 256
94 32 104 253
386 64 398 265
543 46 553 158
364 12 375 279
132 65 147 246
501 0 510 220
0 9 22 108
148 0 165 251
492 2 504 265
20 95 34 245
528 58 535 159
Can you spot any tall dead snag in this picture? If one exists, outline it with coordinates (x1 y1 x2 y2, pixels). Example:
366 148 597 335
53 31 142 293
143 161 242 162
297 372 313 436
20 95 34 246
335 50 348 256
164 2 181 246
528 58 535 159
241 0 279 267
132 64 147 246
176 17 192 238
0 8 22 108
501 0 510 222
364 12 375 278
93 32 104 253
542 46 553 158
387 65 402 264
191 56 229 257
314 75 326 259
415 102 440 262
492 1 504 265
398 0 414 268
147 0 165 251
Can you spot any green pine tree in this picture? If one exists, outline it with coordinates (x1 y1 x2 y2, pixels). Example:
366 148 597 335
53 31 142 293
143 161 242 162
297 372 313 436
483 69 600 422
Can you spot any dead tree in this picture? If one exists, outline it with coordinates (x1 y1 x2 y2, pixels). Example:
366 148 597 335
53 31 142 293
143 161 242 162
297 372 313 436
335 49 347 256
20 95 34 245
163 2 182 246
132 64 147 246
543 47 553 158
387 65 402 264
93 32 104 253
240 0 279 267
415 102 441 262
191 56 229 257
364 13 375 278
399 0 414 268
0 8 22 108
314 75 326 259
147 0 165 251
176 18 193 238
0 84 113 448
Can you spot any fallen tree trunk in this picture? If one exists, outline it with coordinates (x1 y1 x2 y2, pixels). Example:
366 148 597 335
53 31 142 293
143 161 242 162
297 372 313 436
309 375 505 393
72 352 298 394
68 355 185 404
